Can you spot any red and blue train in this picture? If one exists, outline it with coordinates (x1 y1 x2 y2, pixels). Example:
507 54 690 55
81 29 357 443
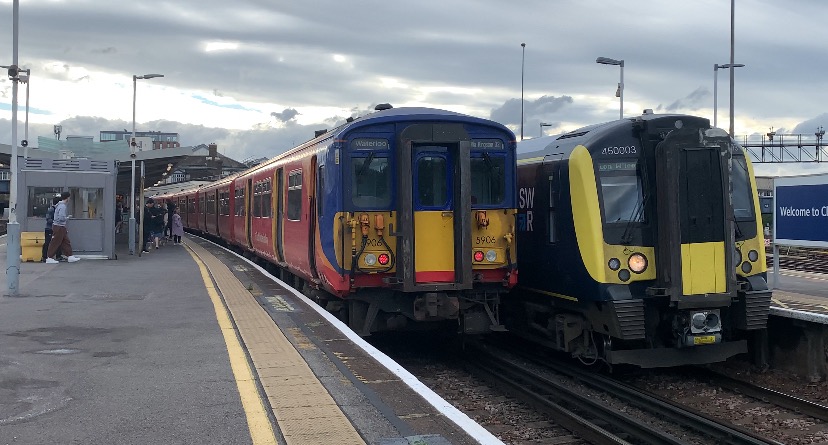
160 105 518 335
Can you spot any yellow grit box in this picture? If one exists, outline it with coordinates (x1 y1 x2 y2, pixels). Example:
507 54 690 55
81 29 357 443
20 231 46 262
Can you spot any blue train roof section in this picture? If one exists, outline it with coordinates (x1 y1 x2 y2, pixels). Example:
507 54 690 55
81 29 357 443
338 107 514 137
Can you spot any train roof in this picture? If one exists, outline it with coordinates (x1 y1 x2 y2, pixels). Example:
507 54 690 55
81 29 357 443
240 106 515 177
517 113 709 164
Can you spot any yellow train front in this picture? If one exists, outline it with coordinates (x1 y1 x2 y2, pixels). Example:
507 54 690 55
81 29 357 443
510 112 771 368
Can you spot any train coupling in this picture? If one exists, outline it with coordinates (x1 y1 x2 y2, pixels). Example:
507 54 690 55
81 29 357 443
675 309 723 347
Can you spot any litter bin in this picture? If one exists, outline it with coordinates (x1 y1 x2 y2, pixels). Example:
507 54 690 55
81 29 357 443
21 231 45 262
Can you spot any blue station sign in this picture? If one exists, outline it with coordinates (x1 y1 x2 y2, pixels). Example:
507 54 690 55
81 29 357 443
774 175 828 248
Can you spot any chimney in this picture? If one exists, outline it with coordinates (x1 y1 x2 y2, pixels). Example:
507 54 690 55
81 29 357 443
208 143 218 160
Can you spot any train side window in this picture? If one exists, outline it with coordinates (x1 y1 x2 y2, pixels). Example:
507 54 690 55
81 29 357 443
253 182 262 218
263 179 272 218
548 175 557 243
287 170 302 221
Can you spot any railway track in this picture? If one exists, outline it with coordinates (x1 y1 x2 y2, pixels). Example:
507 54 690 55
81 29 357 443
465 341 783 445
766 246 828 273
687 367 828 423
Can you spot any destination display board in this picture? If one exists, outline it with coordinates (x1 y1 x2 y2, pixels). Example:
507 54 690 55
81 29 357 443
774 174 828 248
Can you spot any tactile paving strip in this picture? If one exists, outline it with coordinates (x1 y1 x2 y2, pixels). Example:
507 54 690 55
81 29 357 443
187 241 366 445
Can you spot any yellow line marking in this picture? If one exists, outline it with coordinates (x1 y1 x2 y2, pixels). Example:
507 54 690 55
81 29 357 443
772 298 788 308
185 245 278 445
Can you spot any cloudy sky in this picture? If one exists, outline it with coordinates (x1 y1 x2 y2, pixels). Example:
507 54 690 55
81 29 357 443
1 0 827 176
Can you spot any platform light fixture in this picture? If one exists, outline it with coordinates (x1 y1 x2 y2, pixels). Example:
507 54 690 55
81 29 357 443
713 63 744 128
596 57 624 119
540 122 552 137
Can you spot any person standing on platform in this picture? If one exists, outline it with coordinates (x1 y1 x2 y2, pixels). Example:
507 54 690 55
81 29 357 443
165 201 175 239
171 207 184 245
142 199 157 253
41 196 61 262
45 192 81 264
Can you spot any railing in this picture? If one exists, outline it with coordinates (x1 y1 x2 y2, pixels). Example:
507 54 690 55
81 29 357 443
740 133 828 163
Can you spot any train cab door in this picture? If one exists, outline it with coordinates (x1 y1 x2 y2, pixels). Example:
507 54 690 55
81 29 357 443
275 168 285 262
407 142 472 289
652 125 735 304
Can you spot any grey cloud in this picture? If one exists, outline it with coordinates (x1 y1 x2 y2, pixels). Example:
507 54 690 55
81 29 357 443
663 87 709 112
270 108 299 123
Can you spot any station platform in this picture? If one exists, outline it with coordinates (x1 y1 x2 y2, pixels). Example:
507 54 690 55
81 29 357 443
0 234 502 445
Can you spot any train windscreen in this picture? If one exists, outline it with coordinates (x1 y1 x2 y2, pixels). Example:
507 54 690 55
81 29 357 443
597 161 643 223
351 154 391 208
470 154 505 206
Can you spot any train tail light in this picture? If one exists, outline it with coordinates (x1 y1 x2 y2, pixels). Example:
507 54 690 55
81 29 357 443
378 253 390 265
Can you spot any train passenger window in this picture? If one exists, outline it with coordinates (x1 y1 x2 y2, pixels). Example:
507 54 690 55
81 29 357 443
287 170 302 221
262 179 272 218
253 183 262 218
470 154 505 206
417 156 447 207
732 157 755 220
351 155 390 208
234 188 245 217
597 161 644 223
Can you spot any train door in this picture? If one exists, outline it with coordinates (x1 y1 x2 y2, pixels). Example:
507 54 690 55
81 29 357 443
246 178 253 248
652 125 734 303
409 142 472 287
308 156 319 278
275 168 284 262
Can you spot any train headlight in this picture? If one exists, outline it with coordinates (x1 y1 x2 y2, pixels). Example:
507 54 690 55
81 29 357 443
748 250 759 262
364 253 377 266
628 253 647 273
608 258 621 271
485 250 497 262
473 251 484 262
689 310 721 333
378 253 390 265
691 313 707 330
618 269 631 282
741 261 752 274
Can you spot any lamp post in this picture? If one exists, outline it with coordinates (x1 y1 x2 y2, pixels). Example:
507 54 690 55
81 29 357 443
596 56 624 119
5 0 21 295
129 73 164 255
713 63 744 128
540 122 552 137
729 0 736 138
520 43 526 141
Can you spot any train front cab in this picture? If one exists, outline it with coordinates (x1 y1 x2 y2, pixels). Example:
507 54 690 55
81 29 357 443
589 117 771 367
332 120 517 335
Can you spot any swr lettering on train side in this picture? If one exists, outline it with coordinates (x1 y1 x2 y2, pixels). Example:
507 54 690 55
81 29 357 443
517 187 534 232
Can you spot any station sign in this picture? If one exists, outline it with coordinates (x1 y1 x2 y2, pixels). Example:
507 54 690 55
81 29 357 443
774 174 828 248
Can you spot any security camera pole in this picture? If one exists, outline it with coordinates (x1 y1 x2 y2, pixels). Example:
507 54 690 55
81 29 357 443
6 0 21 295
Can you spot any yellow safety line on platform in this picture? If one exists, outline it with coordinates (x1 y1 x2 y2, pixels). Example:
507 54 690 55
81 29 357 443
186 245 278 445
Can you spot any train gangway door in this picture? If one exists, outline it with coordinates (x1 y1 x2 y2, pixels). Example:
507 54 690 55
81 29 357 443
410 143 472 289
